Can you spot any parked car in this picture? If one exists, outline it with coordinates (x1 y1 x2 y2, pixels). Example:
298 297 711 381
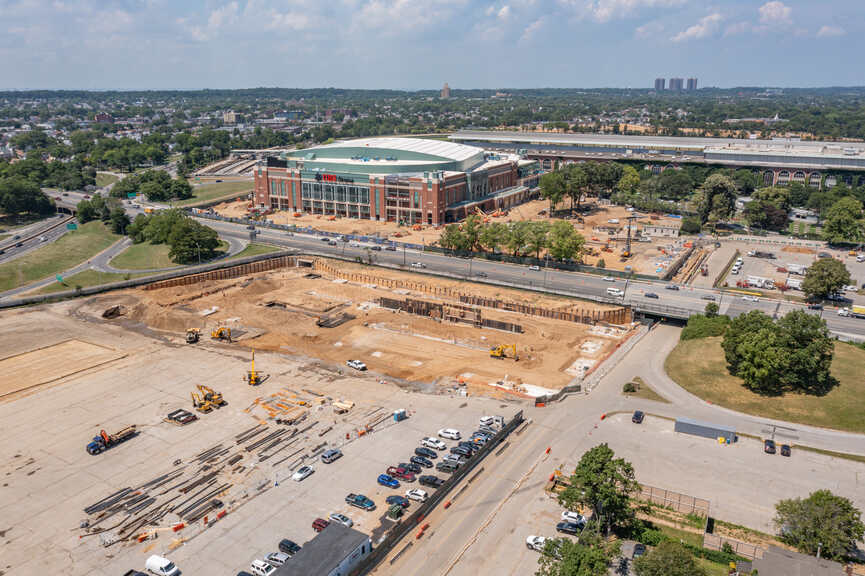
422 437 446 450
278 539 301 556
387 467 416 482
419 475 445 488
450 445 472 458
764 439 776 454
249 559 276 576
561 511 586 527
436 461 458 473
265 552 290 567
526 535 547 551
632 410 644 424
399 461 422 474
438 428 461 440
385 244 397 251
443 454 465 467
644 292 659 299
632 543 646 558
145 555 180 576
479 416 496 427
292 465 314 482
458 441 480 453
410 455 433 468
346 359 367 371
329 513 353 527
807 302 823 310
780 444 792 457
321 449 343 464
415 446 438 459
312 517 330 532
386 495 410 508
378 474 400 489
406 488 428 502
556 521 581 535
370 245 382 251
410 262 426 268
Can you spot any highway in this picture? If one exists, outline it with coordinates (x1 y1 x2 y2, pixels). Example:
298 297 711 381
0 213 72 263
199 217 865 340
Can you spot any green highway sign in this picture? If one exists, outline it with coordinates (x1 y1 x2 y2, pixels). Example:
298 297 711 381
66 222 78 230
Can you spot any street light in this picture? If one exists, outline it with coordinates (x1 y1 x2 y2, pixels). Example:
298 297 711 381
192 240 201 265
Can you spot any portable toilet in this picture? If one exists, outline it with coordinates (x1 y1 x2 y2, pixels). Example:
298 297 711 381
393 409 407 422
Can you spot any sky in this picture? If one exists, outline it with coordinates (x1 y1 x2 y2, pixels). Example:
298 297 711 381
0 0 862 90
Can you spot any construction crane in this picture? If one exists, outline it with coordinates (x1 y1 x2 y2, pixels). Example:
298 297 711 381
621 215 639 259
211 326 232 343
489 344 518 361
186 328 200 344
245 348 262 386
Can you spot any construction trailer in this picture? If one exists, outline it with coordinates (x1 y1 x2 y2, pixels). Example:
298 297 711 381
674 417 736 444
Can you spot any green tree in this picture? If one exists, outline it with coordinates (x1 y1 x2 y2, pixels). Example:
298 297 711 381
167 219 220 264
696 173 737 225
745 199 789 231
559 444 638 535
526 221 551 258
462 214 483 252
802 258 851 299
655 169 693 201
776 310 836 396
822 196 864 244
439 224 466 251
505 221 531 256
535 534 617 576
109 207 131 235
0 177 54 216
704 302 719 317
679 216 701 234
775 490 864 561
540 171 567 214
170 178 194 200
563 164 588 213
547 220 585 261
139 180 166 202
733 169 759 195
616 165 641 197
633 540 705 576
76 199 97 223
478 222 507 252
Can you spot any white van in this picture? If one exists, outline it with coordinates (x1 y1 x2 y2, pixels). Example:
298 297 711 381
145 555 180 576
606 287 624 297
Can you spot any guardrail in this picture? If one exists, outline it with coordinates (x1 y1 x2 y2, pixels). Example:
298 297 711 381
347 410 525 576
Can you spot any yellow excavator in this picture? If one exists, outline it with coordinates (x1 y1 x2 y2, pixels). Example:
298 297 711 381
191 391 215 413
197 385 226 407
186 328 200 344
490 344 518 361
245 348 262 386
211 326 232 343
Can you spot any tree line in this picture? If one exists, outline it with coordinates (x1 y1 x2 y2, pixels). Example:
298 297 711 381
126 209 220 265
110 170 192 202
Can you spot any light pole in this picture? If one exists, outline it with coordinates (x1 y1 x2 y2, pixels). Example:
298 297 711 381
192 240 201 266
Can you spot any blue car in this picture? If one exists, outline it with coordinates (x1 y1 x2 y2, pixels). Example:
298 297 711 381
377 474 400 489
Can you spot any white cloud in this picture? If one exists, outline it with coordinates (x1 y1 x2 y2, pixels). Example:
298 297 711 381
816 24 845 38
723 21 749 37
577 0 688 23
520 16 545 41
207 2 239 30
634 20 664 39
758 1 791 25
497 5 511 19
671 12 722 42
353 0 468 33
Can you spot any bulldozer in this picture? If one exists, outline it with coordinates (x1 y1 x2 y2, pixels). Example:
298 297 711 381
490 344 518 361
211 326 232 343
197 385 226 407
245 348 262 386
186 328 200 344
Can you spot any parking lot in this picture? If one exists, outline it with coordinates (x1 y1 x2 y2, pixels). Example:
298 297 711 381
0 303 516 576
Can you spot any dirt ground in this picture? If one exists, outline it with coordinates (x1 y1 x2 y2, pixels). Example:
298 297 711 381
213 198 687 275
103 260 628 397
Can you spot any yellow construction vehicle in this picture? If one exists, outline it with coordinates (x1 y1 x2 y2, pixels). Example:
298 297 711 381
245 348 261 386
191 391 214 413
197 385 226 407
186 328 200 344
211 326 232 343
490 344 518 361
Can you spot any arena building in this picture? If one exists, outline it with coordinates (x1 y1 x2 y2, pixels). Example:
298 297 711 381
253 137 540 225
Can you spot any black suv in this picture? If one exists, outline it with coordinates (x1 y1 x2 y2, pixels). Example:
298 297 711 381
415 446 437 459
419 475 445 488
399 461 422 474
632 410 644 424
436 461 458 474
450 445 473 458
556 521 581 535
764 439 776 454
279 539 302 556
411 455 433 468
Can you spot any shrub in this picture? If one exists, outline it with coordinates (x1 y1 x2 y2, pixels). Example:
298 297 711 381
623 382 637 393
596 258 606 268
680 314 730 340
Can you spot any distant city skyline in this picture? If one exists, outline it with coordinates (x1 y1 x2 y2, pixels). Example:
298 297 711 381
0 0 860 90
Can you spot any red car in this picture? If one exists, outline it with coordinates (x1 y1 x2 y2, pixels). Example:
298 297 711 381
312 517 330 532
386 466 416 482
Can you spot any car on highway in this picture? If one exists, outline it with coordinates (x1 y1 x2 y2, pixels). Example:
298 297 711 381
528 265 540 271
265 552 290 567
329 513 353 527
370 245 382 251
632 410 644 424
419 475 445 488
410 262 426 268
12 235 20 240
278 539 301 556
644 292 659 299
15 242 23 247
438 428 461 440
606 287 624 297
406 488 428 502
666 284 680 290
320 237 330 242
475 271 488 277
422 437 446 450
701 295 716 301
38 235 46 242
410 455 433 468
741 295 759 302
602 276 615 282
807 302 823 310
386 495 410 508
526 535 547 551
556 521 582 535
415 446 438 459
385 244 397 251
378 474 400 488
346 359 367 371
292 465 314 482
312 517 330 532
764 439 776 454
780 444 792 457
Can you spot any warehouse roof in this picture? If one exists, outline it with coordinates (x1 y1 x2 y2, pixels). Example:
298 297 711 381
275 523 370 576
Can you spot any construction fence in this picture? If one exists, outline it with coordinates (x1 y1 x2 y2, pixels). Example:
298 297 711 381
703 534 764 560
378 296 523 333
144 255 302 291
637 483 711 517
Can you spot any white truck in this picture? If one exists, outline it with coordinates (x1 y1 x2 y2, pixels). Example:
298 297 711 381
838 305 865 318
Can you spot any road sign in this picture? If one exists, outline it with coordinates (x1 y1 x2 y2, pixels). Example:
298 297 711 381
66 222 78 230
127 192 137 199
56 275 63 283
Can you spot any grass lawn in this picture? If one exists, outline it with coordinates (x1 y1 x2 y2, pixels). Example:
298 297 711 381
174 180 253 207
0 221 119 292
33 269 151 295
623 376 670 403
226 243 281 260
110 242 176 270
697 558 732 576
655 524 704 547
95 173 120 187
665 337 865 433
